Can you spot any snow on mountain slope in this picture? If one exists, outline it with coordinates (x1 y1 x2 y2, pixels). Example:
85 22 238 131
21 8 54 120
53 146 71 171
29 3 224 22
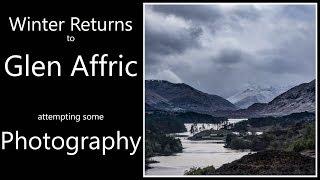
228 84 293 109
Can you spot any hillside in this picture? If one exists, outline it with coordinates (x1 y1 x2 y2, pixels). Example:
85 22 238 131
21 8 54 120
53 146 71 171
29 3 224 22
228 85 292 109
146 80 237 115
215 80 315 117
186 151 315 175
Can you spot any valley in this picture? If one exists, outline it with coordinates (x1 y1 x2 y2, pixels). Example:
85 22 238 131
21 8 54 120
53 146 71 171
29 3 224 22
146 120 251 175
145 79 316 175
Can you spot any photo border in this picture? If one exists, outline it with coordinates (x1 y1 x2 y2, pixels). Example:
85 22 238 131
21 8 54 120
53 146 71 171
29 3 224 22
143 2 318 178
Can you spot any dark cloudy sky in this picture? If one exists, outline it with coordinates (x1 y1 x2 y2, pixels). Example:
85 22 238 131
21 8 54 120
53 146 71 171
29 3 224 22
145 4 316 98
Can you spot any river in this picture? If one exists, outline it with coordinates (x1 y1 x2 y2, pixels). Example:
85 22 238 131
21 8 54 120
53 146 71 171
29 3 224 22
146 119 251 175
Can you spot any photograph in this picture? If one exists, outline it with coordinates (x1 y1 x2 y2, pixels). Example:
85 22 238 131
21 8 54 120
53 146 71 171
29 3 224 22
144 3 316 176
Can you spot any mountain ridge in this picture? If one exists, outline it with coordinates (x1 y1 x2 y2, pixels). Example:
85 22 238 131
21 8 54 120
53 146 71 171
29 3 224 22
146 80 237 114
228 84 293 109
215 80 315 117
146 79 315 118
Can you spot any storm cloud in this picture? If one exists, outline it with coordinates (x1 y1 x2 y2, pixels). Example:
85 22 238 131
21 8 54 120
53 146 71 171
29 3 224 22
145 4 316 98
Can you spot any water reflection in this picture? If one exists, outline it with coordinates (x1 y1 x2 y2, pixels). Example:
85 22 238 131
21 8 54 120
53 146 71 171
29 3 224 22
146 119 251 175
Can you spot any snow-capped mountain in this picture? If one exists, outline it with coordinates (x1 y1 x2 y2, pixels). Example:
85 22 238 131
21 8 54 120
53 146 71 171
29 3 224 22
214 80 315 118
227 84 293 109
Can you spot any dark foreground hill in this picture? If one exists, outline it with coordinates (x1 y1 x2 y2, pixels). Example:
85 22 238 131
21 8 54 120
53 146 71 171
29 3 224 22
185 150 315 175
214 150 315 175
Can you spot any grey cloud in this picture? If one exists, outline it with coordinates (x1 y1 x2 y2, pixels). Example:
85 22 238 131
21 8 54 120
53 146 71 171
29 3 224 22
281 5 316 20
145 7 204 73
145 4 316 98
151 5 222 23
145 25 203 75
214 49 246 65
230 5 262 21
145 25 202 55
